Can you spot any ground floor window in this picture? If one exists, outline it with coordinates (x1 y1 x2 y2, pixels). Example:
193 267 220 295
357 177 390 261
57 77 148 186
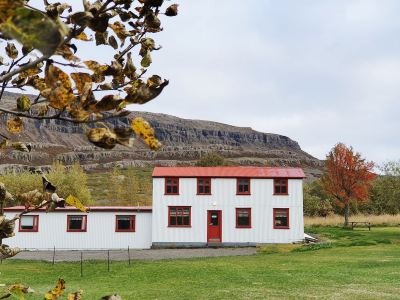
236 208 251 228
273 208 289 229
168 206 191 227
19 215 39 232
116 215 135 232
67 215 87 232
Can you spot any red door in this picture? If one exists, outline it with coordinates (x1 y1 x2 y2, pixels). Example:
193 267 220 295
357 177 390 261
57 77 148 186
207 210 222 243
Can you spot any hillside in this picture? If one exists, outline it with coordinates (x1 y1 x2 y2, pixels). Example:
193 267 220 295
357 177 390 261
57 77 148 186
0 92 323 181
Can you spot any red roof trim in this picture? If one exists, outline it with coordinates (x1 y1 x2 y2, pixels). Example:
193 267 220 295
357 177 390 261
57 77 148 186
4 206 152 212
152 167 305 179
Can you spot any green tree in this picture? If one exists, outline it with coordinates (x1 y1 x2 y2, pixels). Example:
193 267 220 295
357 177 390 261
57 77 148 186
47 162 92 204
303 179 333 217
195 152 229 167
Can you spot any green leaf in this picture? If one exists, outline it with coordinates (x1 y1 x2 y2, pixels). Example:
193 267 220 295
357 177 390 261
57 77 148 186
16 95 31 112
0 7 68 56
141 52 152 68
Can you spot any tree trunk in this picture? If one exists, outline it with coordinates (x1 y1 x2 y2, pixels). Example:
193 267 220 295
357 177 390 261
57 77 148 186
344 203 350 228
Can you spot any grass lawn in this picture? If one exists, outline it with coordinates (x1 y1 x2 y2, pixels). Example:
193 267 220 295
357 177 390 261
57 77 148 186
1 227 400 299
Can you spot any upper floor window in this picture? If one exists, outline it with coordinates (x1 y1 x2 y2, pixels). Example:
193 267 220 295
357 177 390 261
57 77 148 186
67 215 87 232
19 215 39 232
165 177 179 195
115 215 135 232
236 208 251 228
197 177 211 195
237 178 250 195
168 206 191 227
274 179 288 195
273 208 289 229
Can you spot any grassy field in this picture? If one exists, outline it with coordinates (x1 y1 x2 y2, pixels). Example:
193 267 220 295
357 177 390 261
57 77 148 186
305 214 400 227
1 227 400 299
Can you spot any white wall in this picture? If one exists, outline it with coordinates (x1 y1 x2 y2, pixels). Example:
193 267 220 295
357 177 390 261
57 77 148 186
152 178 304 244
4 211 152 250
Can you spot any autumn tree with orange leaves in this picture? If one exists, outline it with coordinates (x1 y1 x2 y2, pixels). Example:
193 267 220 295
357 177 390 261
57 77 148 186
321 143 376 227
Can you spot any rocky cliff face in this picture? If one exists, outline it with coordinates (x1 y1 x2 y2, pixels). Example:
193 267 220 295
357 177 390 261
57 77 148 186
0 92 323 179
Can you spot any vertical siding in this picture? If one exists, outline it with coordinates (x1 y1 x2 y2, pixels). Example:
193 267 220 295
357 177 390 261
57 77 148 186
152 177 304 244
4 211 152 250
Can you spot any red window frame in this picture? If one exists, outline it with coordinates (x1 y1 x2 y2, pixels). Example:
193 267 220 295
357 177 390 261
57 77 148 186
273 208 290 229
115 215 135 232
236 178 251 195
165 177 179 195
274 178 288 195
236 208 251 228
67 215 87 232
197 177 211 195
19 215 39 232
168 206 191 227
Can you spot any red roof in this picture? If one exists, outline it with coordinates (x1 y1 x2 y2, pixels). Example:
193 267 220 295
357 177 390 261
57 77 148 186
4 206 152 212
152 167 305 178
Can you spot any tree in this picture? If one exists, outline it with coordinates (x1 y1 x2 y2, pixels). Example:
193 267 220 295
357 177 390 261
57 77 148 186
364 161 400 215
303 179 333 217
0 0 178 152
0 1 178 297
321 143 376 227
195 152 229 167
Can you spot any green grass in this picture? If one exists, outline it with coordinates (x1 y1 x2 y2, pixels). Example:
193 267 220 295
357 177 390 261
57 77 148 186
2 227 400 299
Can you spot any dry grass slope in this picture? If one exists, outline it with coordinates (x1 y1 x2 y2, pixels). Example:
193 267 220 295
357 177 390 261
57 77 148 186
305 214 400 227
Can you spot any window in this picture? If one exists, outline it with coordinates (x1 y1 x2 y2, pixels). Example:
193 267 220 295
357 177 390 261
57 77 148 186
237 178 250 195
236 208 251 228
67 215 87 232
197 177 211 195
168 206 191 227
274 179 288 195
273 208 289 229
165 177 179 195
19 215 39 232
115 215 135 232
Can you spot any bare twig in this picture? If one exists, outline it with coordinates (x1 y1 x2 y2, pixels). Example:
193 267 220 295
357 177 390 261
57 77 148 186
0 55 49 83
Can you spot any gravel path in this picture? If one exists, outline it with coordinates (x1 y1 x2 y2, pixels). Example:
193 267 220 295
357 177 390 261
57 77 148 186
11 248 257 262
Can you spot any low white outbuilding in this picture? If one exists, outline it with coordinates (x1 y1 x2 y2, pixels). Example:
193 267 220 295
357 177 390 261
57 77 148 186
4 206 152 250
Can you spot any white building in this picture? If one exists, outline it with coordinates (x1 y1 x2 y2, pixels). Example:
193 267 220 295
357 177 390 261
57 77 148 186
152 167 305 247
4 207 152 250
4 167 305 249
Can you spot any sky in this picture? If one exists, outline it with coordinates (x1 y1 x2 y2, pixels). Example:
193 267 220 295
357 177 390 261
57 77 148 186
11 1 400 163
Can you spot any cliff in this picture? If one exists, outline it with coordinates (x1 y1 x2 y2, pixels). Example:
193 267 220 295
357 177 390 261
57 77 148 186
0 92 323 179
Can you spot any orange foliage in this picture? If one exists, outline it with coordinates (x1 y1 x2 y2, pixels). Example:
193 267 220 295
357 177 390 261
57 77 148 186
322 143 376 208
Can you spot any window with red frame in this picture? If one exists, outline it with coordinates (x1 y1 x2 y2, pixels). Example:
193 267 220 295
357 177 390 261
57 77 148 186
237 178 250 194
236 208 251 228
19 215 39 232
168 206 191 227
67 215 87 232
273 208 289 229
116 215 135 232
197 177 211 194
165 177 179 194
274 179 288 195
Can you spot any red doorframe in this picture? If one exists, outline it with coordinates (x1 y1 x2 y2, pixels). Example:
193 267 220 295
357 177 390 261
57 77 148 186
207 210 222 243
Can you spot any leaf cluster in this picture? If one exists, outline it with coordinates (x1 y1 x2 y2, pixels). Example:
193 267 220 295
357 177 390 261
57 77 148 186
0 0 178 151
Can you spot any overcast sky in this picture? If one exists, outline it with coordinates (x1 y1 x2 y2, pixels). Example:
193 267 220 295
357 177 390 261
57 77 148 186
13 1 400 164
130 0 399 164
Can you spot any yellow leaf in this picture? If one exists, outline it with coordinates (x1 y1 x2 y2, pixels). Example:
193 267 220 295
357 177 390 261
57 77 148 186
67 290 83 300
11 142 31 152
44 278 65 300
131 117 161 150
0 0 24 22
75 32 91 41
45 65 75 109
65 195 88 213
86 127 117 149
16 95 31 112
71 72 92 95
5 42 18 59
6 117 23 134
3 283 34 300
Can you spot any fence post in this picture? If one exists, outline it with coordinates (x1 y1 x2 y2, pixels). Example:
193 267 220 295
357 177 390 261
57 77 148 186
80 252 83 277
52 246 55 265
107 250 110 272
128 246 130 266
